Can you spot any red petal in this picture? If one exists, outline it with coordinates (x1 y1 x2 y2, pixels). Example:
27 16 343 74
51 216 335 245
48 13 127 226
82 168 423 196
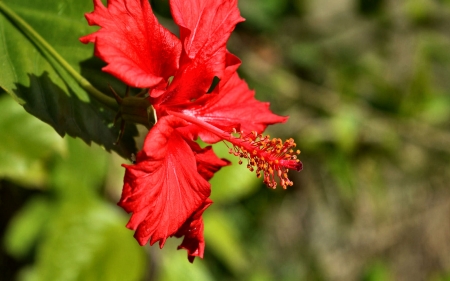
218 51 242 91
171 0 244 61
175 125 231 180
118 116 210 247
80 0 181 88
184 72 288 143
174 198 212 263
189 142 231 181
156 0 244 105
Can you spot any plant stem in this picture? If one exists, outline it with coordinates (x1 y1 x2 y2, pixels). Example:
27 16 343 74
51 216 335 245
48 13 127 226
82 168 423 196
0 1 118 110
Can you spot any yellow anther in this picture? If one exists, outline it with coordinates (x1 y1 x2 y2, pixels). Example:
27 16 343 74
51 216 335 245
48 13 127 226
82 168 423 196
225 129 301 189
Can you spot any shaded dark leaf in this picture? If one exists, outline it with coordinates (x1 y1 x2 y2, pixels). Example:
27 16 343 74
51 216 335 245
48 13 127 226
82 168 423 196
14 72 137 158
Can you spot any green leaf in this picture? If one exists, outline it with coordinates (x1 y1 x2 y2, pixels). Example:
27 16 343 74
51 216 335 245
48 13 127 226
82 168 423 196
4 197 52 259
23 201 146 281
239 0 288 31
330 106 362 153
159 243 214 281
0 0 139 159
362 261 394 281
0 95 65 187
203 209 249 275
50 136 109 201
209 142 259 204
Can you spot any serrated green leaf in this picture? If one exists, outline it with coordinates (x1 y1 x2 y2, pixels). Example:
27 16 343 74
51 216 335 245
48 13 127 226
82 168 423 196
0 0 139 158
0 95 65 187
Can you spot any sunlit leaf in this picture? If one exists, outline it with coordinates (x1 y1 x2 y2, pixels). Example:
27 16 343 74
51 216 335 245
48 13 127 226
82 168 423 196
209 142 259 204
0 95 64 187
159 241 214 281
203 209 249 275
23 201 146 281
50 137 109 201
0 0 138 158
4 197 52 259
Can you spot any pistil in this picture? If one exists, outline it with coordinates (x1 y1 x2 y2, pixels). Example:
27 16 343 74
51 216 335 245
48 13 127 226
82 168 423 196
169 111 303 189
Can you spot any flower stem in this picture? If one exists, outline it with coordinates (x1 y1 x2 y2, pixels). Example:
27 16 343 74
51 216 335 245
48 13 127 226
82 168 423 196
0 1 118 110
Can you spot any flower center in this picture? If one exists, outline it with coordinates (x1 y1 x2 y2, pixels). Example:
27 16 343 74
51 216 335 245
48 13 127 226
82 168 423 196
169 111 303 189
227 129 301 189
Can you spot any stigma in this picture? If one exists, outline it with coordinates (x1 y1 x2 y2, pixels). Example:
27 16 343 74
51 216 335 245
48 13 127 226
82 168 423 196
167 111 303 189
227 129 302 189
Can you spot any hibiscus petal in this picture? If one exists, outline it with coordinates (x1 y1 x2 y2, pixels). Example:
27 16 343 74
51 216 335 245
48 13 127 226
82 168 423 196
184 72 288 143
218 51 242 92
80 0 181 88
188 141 231 181
175 125 231 178
157 0 244 105
171 0 244 60
118 116 211 247
174 198 212 263
168 50 240 108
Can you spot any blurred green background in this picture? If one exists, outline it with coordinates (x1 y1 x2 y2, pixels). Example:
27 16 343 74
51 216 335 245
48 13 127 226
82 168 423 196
2 0 450 280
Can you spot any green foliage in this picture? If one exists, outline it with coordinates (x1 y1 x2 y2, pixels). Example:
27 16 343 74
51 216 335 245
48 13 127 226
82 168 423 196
209 141 259 204
361 261 393 281
23 201 145 281
0 0 138 158
2 0 450 281
0 95 65 187
4 197 52 259
3 137 147 281
49 137 108 201
238 0 289 31
203 210 249 274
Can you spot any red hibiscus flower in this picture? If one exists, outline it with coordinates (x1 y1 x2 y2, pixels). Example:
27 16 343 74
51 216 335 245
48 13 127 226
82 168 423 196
81 0 302 262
